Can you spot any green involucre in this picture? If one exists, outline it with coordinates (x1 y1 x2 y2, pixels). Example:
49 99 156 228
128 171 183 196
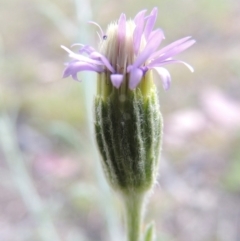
94 85 162 194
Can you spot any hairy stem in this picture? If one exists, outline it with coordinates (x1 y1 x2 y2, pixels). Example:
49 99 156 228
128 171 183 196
124 193 145 241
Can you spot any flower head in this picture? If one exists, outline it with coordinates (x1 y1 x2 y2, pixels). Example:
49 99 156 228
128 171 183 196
62 8 195 91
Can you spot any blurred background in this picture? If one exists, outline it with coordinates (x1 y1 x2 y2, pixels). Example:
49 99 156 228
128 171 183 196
0 0 240 240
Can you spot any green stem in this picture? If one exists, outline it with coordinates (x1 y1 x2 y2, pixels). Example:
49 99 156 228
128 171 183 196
124 193 145 241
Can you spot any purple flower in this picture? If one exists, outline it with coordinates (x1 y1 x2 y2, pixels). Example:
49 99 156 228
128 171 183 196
62 8 195 90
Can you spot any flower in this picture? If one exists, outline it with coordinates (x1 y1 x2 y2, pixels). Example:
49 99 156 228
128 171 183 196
61 9 195 241
62 8 195 91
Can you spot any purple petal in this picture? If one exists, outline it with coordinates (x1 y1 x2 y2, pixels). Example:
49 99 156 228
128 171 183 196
148 28 165 41
70 43 95 55
79 45 95 54
110 74 124 88
129 68 143 89
144 7 158 40
149 36 192 60
132 29 164 68
72 73 80 82
63 62 103 78
150 39 196 65
118 13 126 43
153 67 171 90
127 65 133 73
133 9 147 54
61 45 103 65
90 52 115 73
134 9 147 24
149 59 194 72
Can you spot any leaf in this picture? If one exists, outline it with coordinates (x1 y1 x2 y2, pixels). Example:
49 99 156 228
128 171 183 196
144 221 155 241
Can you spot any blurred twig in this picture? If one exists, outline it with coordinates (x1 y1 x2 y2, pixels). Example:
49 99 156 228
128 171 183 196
0 34 4 73
0 114 61 241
